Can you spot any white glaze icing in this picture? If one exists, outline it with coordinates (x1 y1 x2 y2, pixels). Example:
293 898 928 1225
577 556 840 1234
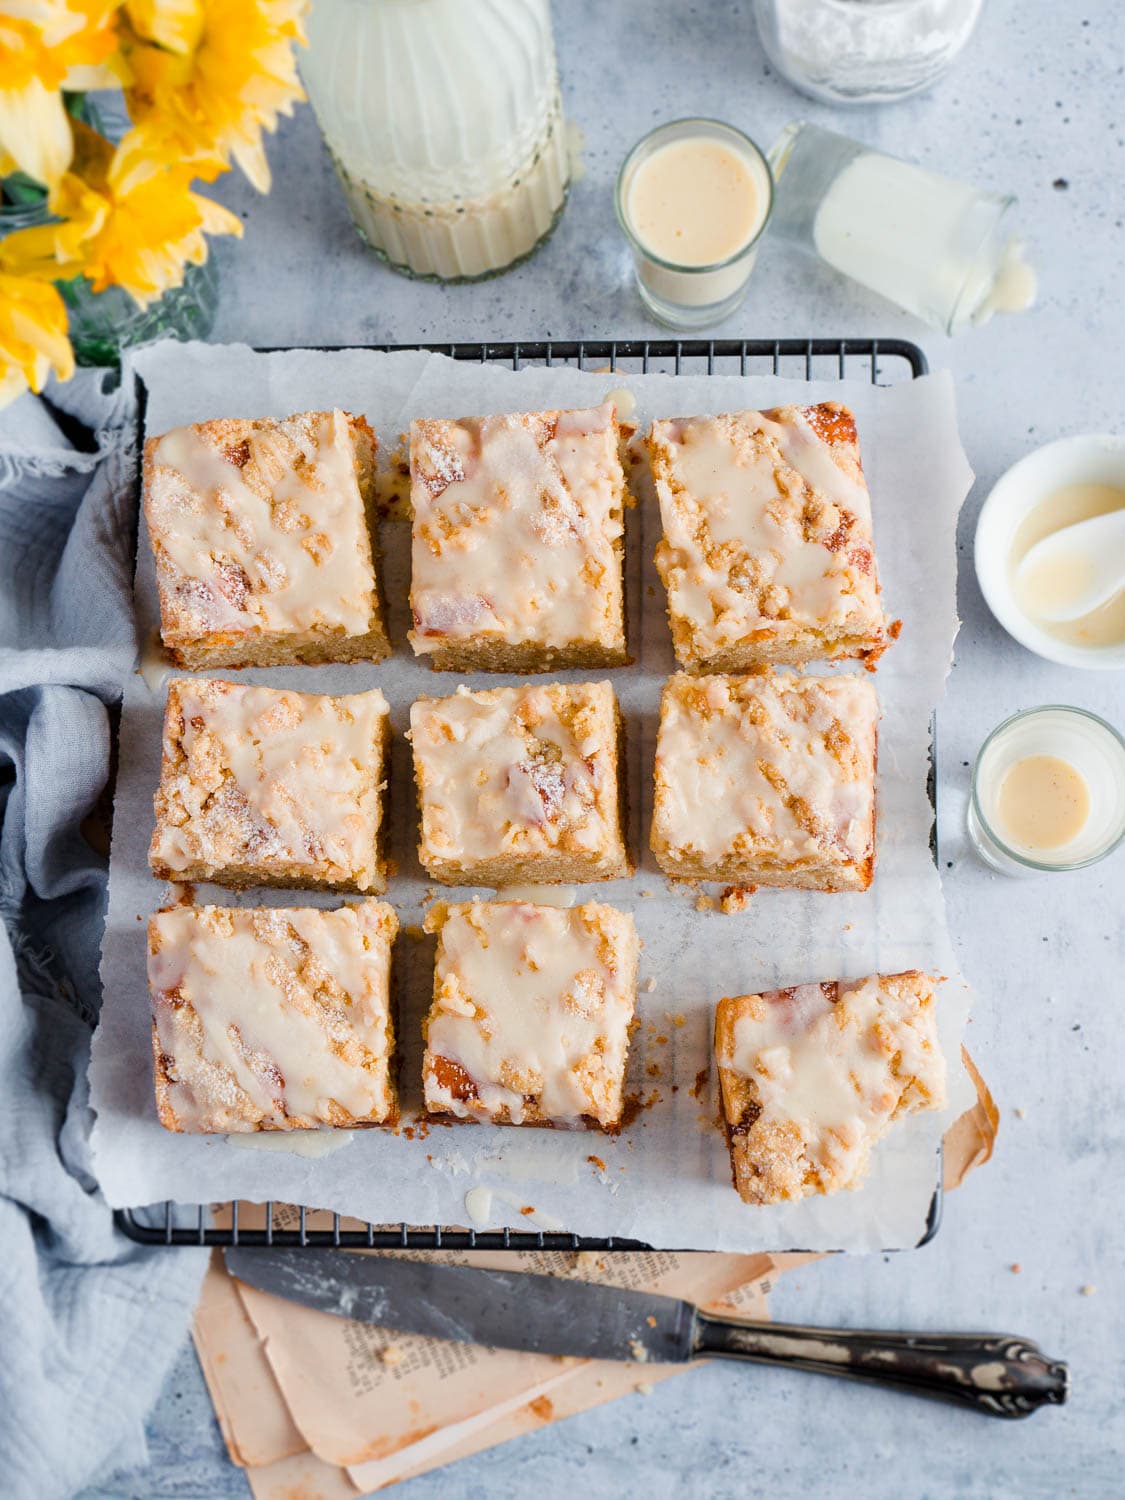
719 974 945 1189
148 902 396 1131
423 901 637 1127
151 678 388 890
409 681 622 871
652 672 878 867
408 405 624 654
146 410 377 645
650 406 884 661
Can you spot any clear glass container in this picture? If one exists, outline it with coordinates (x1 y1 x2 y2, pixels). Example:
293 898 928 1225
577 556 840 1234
302 0 570 283
768 121 1035 335
753 0 984 105
0 95 219 367
0 198 218 369
615 119 773 330
967 707 1125 876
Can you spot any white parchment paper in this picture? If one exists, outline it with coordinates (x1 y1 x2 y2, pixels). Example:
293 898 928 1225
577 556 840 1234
90 342 975 1252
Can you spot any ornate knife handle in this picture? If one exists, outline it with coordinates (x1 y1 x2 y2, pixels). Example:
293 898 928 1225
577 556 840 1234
693 1315 1068 1418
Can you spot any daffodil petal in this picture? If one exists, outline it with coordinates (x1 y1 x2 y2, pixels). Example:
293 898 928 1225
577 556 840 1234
195 195 243 239
0 274 75 401
0 79 73 185
126 0 205 55
230 133 271 193
0 364 32 410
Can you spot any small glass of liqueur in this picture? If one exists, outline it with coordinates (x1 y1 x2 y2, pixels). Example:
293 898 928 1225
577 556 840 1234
615 118 773 329
968 707 1125 876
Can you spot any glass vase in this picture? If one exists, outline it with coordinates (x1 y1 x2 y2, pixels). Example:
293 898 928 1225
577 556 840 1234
0 193 219 369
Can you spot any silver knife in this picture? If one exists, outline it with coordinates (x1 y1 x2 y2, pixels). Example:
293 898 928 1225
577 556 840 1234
224 1247 1067 1419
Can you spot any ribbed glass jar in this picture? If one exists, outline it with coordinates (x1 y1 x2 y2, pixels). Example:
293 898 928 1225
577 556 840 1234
302 0 570 282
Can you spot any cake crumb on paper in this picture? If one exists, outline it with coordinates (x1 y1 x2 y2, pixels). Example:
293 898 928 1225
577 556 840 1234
719 884 758 914
643 977 657 992
636 1381 654 1397
1014 1107 1027 1119
1080 1284 1097 1297
379 1344 404 1366
573 1250 607 1276
628 1339 649 1363
694 892 716 913
1010 1263 1022 1274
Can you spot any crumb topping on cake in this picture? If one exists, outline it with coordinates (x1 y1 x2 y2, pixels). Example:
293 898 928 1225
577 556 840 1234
150 678 387 890
146 410 377 644
148 902 397 1131
716 972 945 1203
408 404 625 654
648 404 885 663
653 672 878 867
409 682 619 864
423 901 636 1127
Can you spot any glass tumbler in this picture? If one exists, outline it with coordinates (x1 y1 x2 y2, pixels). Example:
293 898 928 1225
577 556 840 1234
615 119 774 330
967 707 1125 876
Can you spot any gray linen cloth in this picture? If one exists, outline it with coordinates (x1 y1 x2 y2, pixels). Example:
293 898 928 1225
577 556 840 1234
0 369 206 1499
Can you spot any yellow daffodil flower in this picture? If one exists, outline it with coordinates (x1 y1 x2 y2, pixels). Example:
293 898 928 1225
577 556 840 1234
3 121 241 305
0 1 121 185
0 272 75 405
122 0 307 191
0 0 307 409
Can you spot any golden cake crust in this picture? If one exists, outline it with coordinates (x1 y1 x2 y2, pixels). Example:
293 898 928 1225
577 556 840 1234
144 409 390 669
648 402 887 672
408 680 631 887
149 677 390 893
408 404 628 672
715 971 945 1205
147 901 399 1133
651 671 879 891
421 900 638 1130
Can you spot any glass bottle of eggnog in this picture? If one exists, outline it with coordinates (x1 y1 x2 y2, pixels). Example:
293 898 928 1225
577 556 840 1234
302 0 570 282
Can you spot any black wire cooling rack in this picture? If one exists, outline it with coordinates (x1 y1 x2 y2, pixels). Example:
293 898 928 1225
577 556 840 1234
115 335 939 1254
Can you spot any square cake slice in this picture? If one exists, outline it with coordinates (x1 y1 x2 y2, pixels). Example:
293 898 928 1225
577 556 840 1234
144 409 390 669
147 901 398 1132
408 403 628 672
150 677 390 893
714 972 946 1205
409 680 631 888
422 900 638 1129
651 671 879 891
648 403 887 672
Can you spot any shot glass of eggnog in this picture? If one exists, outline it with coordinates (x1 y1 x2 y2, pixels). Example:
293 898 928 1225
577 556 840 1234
968 706 1125 876
615 118 774 329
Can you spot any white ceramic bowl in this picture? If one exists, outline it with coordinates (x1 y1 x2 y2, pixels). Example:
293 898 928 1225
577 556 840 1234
974 433 1125 670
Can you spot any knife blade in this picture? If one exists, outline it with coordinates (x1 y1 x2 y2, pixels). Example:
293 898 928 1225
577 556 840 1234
225 1246 695 1362
224 1246 1069 1417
